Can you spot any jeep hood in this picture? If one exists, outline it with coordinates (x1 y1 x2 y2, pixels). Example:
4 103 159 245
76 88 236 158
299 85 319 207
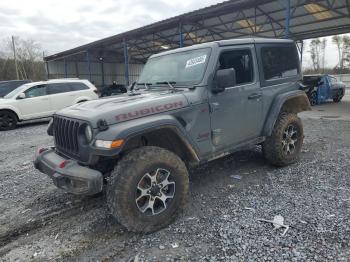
57 91 189 128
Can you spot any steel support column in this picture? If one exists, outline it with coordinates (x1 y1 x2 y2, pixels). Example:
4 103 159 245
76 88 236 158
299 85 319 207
64 58 68 78
123 38 130 86
100 58 105 88
75 58 79 78
86 51 92 81
45 61 50 80
300 40 304 67
296 40 304 68
285 0 291 38
179 22 184 47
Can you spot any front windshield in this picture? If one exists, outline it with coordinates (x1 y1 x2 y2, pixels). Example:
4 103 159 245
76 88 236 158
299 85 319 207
138 48 211 86
4 84 31 99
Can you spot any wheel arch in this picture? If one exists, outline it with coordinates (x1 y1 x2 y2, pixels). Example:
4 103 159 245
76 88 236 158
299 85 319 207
0 107 20 121
263 90 311 136
122 126 200 166
95 115 200 166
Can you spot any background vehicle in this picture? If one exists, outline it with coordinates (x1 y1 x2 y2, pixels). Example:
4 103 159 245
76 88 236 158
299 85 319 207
303 75 346 105
35 38 311 233
100 82 127 97
0 80 32 97
0 79 98 130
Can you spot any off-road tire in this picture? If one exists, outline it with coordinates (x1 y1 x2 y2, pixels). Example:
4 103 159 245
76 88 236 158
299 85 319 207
0 110 17 131
107 146 189 233
309 91 317 106
263 113 304 167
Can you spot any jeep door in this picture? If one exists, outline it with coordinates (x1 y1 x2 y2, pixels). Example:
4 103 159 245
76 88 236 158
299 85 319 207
17 84 52 119
209 45 262 149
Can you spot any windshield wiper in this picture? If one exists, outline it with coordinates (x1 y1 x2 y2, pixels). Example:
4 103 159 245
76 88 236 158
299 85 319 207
156 81 176 90
136 82 152 90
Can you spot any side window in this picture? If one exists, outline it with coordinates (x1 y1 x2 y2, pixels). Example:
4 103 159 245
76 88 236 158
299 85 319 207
219 49 254 85
261 46 299 81
69 83 89 91
47 83 71 95
24 85 47 98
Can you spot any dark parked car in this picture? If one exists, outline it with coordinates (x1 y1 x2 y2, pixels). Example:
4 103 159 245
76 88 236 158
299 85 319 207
0 80 32 98
100 82 127 97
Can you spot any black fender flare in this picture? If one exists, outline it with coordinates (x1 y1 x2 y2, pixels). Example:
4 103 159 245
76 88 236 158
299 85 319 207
263 90 311 136
93 114 200 162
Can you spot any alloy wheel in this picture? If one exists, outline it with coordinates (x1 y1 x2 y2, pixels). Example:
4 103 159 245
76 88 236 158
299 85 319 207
135 168 175 216
282 124 298 155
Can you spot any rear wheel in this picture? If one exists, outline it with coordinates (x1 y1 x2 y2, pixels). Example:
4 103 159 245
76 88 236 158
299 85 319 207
107 146 189 233
0 111 17 131
263 113 304 167
333 91 343 103
309 91 317 106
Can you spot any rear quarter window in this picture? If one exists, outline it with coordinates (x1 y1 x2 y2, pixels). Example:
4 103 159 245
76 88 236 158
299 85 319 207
47 83 71 94
69 82 89 91
257 44 301 87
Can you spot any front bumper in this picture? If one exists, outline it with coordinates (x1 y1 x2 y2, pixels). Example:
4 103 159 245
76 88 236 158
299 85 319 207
34 148 103 195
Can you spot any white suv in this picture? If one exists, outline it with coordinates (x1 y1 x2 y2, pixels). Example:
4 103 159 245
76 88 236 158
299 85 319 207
0 79 98 130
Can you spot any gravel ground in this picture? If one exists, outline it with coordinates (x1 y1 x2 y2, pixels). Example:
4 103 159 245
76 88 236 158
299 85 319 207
0 115 349 261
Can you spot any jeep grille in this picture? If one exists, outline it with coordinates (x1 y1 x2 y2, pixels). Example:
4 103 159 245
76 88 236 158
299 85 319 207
53 116 80 156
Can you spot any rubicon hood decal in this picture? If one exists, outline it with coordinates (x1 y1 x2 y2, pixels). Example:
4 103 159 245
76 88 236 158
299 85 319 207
56 92 189 127
115 101 184 122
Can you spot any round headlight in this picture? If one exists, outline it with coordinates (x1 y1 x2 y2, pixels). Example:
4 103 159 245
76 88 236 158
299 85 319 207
85 125 93 143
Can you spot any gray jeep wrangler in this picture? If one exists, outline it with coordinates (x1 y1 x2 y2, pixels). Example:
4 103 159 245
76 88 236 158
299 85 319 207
34 38 311 233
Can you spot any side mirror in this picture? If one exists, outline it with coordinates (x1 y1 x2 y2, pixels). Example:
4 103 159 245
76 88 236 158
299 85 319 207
213 68 236 93
17 93 26 99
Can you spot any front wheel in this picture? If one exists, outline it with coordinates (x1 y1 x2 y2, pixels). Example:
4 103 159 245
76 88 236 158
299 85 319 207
0 111 17 131
263 113 304 167
107 146 189 233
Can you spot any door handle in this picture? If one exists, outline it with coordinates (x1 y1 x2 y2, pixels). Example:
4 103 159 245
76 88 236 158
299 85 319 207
248 93 262 100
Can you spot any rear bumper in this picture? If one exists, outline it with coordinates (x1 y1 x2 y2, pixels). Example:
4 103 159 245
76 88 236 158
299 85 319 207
34 148 103 195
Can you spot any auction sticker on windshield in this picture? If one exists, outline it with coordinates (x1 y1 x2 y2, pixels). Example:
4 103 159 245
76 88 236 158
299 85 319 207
186 55 207 68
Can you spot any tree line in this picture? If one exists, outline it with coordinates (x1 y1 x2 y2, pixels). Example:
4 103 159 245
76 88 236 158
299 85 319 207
0 37 46 81
306 35 350 75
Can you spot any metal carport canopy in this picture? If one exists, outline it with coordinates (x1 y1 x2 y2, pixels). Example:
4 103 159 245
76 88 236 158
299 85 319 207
45 0 350 64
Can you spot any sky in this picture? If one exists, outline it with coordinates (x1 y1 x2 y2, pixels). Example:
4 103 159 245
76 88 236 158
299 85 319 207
0 0 219 54
0 0 344 68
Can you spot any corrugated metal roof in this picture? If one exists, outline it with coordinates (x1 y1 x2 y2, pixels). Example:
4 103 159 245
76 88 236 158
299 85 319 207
45 0 350 62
